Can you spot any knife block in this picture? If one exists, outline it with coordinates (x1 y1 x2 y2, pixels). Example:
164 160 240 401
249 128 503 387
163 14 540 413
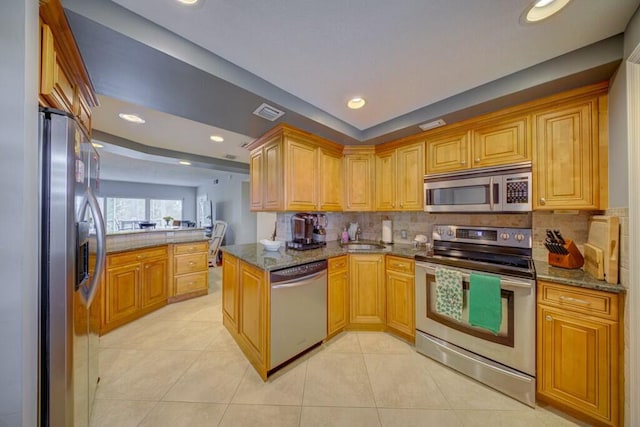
548 239 584 269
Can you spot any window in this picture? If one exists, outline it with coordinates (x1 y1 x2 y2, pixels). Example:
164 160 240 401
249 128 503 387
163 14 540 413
105 197 145 233
150 199 183 226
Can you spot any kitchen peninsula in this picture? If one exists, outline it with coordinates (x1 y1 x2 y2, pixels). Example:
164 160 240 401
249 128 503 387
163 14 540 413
95 228 210 334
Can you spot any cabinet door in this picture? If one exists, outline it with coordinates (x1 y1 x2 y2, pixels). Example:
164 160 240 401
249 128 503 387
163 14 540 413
263 140 284 210
533 101 598 209
472 117 530 168
375 151 397 211
396 142 425 210
285 137 318 210
318 148 343 211
344 154 374 211
141 258 167 308
239 261 268 369
386 271 415 338
249 149 263 210
328 256 349 336
425 131 469 174
105 264 140 324
40 23 75 113
537 305 616 425
222 254 239 331
349 254 385 324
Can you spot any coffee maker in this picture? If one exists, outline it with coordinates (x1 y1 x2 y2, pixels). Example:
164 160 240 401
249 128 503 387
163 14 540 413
287 213 327 250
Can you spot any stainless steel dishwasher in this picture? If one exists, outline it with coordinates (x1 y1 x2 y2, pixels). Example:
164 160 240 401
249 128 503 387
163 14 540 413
270 260 327 369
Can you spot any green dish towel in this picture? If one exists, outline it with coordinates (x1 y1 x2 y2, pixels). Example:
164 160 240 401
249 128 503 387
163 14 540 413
468 273 502 334
435 267 463 321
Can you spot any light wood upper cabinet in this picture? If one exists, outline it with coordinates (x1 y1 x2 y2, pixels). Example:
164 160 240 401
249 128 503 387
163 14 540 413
375 140 424 211
318 148 344 211
375 150 397 210
425 131 469 174
537 280 622 427
533 98 600 210
343 147 375 211
426 116 529 175
39 0 97 136
349 254 385 325
327 256 349 337
285 136 318 211
472 116 530 168
247 124 342 211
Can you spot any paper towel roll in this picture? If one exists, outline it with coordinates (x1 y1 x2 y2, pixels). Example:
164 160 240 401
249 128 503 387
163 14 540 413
382 220 393 243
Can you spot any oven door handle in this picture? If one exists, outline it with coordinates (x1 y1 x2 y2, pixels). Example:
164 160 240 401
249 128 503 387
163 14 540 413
416 264 533 290
489 176 494 211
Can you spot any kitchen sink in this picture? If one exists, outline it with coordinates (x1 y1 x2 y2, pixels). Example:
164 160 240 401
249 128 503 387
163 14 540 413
340 242 387 251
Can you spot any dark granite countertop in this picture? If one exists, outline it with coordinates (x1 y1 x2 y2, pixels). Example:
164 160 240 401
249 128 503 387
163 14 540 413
534 260 626 294
221 241 421 271
105 235 209 254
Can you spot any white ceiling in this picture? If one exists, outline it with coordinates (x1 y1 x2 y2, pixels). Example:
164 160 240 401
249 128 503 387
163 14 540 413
87 0 640 186
109 0 639 130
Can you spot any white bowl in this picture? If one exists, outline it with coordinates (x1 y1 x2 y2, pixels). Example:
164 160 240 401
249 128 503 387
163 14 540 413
260 239 281 251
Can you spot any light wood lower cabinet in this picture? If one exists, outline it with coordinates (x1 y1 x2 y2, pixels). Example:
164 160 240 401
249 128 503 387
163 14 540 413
537 280 623 426
327 256 349 337
222 253 239 331
170 241 209 302
102 246 168 334
349 254 385 326
385 256 415 340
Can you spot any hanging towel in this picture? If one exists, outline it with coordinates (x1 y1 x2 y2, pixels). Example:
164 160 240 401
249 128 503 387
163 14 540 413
435 267 463 321
468 273 502 335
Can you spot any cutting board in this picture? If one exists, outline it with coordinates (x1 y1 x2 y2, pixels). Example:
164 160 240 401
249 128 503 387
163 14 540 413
587 215 620 284
583 243 604 280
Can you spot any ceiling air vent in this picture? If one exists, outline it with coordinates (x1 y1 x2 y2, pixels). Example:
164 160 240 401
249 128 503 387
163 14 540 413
253 103 285 121
224 154 237 160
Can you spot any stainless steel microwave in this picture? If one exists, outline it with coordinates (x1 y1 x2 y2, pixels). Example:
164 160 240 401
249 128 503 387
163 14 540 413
424 163 532 213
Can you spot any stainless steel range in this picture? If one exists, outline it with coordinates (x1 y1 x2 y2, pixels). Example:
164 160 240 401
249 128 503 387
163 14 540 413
414 225 536 407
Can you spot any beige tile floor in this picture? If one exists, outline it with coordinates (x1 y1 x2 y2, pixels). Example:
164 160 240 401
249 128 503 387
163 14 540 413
91 268 590 427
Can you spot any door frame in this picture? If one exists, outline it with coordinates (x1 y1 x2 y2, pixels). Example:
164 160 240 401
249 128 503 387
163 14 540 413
626 45 640 427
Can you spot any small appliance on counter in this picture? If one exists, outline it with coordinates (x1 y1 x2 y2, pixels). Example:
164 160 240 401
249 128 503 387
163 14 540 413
287 213 327 250
313 214 327 243
544 229 584 269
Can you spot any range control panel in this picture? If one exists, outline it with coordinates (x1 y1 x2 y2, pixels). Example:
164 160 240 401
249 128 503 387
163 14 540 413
432 225 532 249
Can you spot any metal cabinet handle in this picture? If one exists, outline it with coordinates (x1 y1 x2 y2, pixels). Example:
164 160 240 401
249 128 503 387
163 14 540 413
545 315 553 321
189 261 195 266
475 158 480 162
145 265 149 269
540 197 546 205
399 203 403 208
460 160 466 165
559 295 591 305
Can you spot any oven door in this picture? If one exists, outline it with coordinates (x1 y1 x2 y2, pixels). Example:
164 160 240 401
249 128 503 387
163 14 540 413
415 262 535 376
424 175 501 212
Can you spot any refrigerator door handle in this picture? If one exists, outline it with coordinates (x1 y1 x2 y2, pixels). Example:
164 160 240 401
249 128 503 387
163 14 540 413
79 187 106 307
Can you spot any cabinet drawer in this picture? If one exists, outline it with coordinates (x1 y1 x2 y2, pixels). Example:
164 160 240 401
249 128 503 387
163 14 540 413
386 256 414 274
173 241 209 255
175 271 208 295
108 246 168 268
538 281 618 320
174 252 208 274
328 256 348 272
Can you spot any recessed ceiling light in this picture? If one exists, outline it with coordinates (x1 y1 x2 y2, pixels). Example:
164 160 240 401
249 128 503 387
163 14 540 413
347 97 366 109
179 161 191 165
522 0 571 23
118 113 146 124
91 142 103 148
176 0 199 5
210 135 224 143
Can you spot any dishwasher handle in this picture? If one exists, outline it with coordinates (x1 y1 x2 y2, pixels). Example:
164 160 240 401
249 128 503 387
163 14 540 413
271 270 327 288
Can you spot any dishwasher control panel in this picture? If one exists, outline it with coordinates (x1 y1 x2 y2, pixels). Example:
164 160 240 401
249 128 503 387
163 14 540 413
270 260 328 283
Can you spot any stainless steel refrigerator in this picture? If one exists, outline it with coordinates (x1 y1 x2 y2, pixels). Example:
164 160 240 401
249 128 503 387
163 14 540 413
39 108 106 427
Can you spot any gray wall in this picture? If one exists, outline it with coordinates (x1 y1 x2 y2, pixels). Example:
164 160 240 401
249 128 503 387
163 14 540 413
100 180 197 221
609 6 640 208
0 1 38 425
197 174 257 245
